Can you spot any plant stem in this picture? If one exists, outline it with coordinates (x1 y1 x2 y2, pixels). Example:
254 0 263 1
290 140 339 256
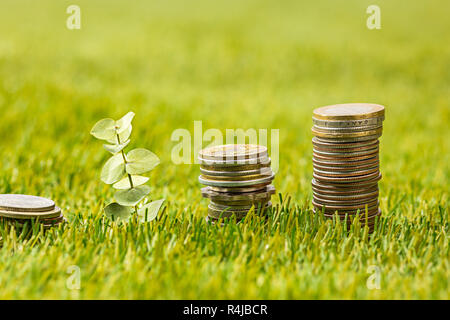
117 133 139 215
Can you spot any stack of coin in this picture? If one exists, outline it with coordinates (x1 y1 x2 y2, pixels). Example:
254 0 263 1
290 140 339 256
311 103 385 232
198 144 276 223
0 194 65 230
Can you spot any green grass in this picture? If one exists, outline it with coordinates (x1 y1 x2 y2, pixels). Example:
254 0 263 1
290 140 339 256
0 0 448 299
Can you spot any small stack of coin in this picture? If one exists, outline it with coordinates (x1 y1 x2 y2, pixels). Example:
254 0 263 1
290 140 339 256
0 194 65 230
311 103 385 232
198 144 276 223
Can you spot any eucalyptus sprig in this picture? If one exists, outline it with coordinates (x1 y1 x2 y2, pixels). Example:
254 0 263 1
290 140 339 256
90 112 164 222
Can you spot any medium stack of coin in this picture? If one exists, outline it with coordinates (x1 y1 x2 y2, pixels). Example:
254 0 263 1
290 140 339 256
198 144 276 223
0 194 65 230
311 103 385 232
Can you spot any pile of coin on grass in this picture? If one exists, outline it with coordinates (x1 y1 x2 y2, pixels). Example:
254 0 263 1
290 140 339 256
311 103 385 233
199 144 276 223
0 194 65 231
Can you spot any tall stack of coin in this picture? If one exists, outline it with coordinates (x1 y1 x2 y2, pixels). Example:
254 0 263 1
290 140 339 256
198 144 276 223
311 103 385 232
0 194 65 230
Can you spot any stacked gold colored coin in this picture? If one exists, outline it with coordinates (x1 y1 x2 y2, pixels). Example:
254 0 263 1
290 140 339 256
311 103 385 232
199 144 276 223
0 194 65 230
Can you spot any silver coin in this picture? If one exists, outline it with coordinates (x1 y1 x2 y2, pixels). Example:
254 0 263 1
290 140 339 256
209 184 271 193
313 152 378 162
312 141 379 152
201 186 276 201
312 124 383 133
201 171 273 182
312 161 379 171
313 147 378 157
312 126 383 138
312 155 379 167
200 167 273 177
198 155 271 167
311 177 380 190
201 164 271 172
312 184 378 196
313 103 385 120
199 173 274 187
12 213 65 225
312 116 384 128
313 195 378 206
312 137 379 150
313 133 383 143
313 167 379 178
313 170 380 183
199 144 268 161
0 206 62 219
0 194 55 213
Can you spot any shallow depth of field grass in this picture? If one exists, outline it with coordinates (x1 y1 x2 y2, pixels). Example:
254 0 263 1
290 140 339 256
0 0 448 299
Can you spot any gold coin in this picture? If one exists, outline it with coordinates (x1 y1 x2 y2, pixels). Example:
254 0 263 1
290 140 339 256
199 144 268 161
313 133 382 143
312 124 383 133
313 170 380 184
312 127 383 139
313 103 385 120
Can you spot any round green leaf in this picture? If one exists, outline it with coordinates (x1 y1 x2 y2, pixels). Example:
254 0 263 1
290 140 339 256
115 112 135 134
115 185 151 206
101 154 125 184
138 199 164 222
104 203 132 222
103 139 130 154
126 148 160 175
90 118 116 141
113 175 149 190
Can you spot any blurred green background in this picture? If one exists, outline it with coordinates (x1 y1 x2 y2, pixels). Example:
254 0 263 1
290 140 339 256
0 0 448 299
